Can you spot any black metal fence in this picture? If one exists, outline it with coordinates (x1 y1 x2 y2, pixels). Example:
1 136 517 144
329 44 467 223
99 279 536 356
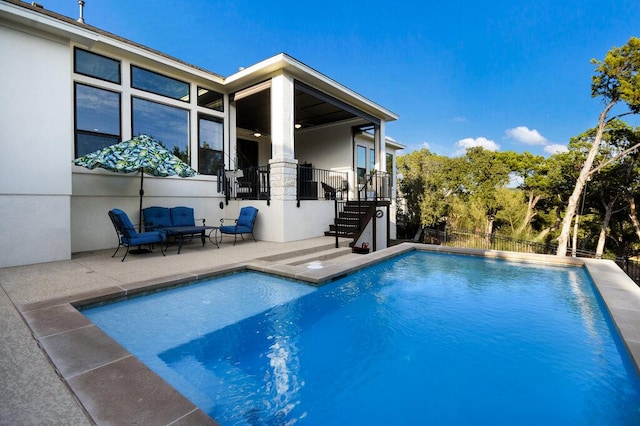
616 258 640 285
424 228 560 255
297 165 348 201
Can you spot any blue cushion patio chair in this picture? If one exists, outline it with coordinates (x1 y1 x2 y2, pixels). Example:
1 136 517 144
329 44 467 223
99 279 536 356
219 206 259 245
108 209 166 261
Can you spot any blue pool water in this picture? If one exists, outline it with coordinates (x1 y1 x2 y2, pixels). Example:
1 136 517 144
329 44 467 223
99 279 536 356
83 252 640 424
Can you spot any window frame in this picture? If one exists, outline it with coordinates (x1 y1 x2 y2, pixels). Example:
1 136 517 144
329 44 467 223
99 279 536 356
197 86 224 112
74 82 122 158
197 114 224 175
73 47 121 84
130 64 190 102
131 96 190 163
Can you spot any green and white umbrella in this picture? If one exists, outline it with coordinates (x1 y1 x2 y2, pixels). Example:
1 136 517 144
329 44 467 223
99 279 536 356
74 135 197 230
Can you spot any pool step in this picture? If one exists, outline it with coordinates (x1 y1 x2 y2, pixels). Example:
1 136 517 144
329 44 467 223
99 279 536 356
258 240 351 263
281 247 354 266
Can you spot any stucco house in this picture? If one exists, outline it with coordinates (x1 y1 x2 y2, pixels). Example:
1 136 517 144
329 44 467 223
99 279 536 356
0 0 402 268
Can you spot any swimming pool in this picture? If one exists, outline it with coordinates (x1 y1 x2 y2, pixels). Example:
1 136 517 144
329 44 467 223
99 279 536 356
83 251 640 424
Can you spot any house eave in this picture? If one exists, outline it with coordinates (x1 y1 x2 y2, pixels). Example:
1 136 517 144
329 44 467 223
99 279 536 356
0 0 225 85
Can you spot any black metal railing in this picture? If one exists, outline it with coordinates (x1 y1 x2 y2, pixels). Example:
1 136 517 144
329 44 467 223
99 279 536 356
421 228 602 257
297 165 348 202
358 171 391 201
615 258 640 285
218 165 270 202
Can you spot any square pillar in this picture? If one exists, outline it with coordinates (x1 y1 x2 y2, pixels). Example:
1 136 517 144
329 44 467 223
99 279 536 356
374 121 387 172
270 72 295 161
269 72 297 201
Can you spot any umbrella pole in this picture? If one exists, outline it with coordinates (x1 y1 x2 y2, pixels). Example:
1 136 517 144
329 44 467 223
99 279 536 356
138 170 144 232
130 169 151 254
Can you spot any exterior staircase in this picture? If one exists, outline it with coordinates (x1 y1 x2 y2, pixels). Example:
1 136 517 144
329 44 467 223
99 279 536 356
324 200 376 239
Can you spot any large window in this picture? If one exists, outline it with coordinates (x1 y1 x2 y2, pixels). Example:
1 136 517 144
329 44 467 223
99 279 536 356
132 97 189 163
386 153 393 174
74 48 120 84
73 48 226 171
198 115 224 175
74 83 121 157
131 65 189 101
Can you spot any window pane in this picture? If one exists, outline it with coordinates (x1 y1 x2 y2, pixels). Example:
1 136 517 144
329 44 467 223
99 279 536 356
75 83 120 157
198 116 224 175
131 66 189 101
74 48 120 83
197 87 224 111
357 146 366 169
76 132 120 157
370 148 375 172
386 153 393 173
132 97 189 163
357 145 367 181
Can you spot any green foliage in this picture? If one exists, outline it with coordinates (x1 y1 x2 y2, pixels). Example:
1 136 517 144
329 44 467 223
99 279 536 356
591 37 640 113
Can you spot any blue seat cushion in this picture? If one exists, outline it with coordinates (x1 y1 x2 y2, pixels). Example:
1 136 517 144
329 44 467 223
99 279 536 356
143 206 172 230
170 206 195 227
220 225 253 234
123 231 165 246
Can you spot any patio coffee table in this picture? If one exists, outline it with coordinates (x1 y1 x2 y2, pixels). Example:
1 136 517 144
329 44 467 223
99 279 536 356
164 226 219 253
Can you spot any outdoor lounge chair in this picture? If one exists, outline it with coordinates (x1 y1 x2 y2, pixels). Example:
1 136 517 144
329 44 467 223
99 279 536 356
219 206 258 245
108 209 166 261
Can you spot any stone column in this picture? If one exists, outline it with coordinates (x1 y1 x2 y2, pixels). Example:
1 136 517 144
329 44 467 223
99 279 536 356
269 158 298 200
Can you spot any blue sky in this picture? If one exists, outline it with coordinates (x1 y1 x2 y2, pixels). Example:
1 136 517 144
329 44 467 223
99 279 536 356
45 0 639 156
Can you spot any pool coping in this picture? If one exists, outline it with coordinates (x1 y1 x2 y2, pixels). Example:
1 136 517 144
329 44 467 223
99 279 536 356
16 243 640 424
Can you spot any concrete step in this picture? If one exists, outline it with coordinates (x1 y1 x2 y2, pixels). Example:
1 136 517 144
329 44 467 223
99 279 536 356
279 247 354 266
258 240 350 263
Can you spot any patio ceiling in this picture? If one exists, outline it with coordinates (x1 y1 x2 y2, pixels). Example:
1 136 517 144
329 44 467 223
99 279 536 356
235 82 370 136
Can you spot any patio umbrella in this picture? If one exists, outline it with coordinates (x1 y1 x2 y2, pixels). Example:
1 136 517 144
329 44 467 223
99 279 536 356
73 134 197 231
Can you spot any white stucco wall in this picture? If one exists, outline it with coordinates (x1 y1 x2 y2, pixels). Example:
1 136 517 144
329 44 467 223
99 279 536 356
354 207 389 251
295 124 353 170
0 25 72 266
215 199 332 244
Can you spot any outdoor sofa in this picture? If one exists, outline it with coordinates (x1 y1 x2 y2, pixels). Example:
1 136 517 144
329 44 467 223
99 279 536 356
142 206 216 253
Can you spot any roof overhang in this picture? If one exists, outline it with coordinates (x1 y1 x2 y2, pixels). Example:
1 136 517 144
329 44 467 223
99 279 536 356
225 53 398 124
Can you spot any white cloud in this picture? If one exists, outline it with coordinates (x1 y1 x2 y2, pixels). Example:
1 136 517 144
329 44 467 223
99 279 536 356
505 126 547 145
456 137 500 153
452 116 467 123
422 141 431 150
544 144 569 154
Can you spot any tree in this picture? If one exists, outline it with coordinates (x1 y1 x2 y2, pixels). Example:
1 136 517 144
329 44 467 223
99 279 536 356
459 148 511 234
505 151 549 236
557 37 640 257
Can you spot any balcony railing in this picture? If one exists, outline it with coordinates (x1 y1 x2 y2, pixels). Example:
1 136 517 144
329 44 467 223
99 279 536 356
297 165 348 203
358 171 391 201
219 165 270 202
